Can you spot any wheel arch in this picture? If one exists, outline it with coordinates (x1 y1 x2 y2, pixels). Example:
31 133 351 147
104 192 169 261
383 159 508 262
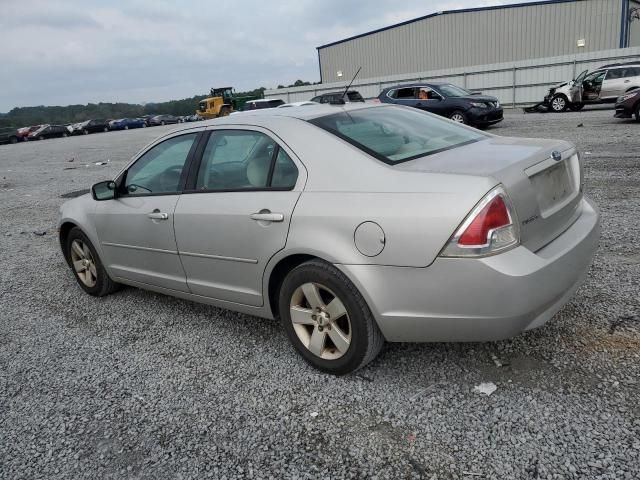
59 221 80 265
266 253 320 319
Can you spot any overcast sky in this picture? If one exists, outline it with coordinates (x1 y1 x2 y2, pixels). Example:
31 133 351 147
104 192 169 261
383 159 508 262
0 0 529 111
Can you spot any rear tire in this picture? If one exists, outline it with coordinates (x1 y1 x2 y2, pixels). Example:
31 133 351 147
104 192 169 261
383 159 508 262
83 129 89 135
103 127 108 132
62 132 68 138
66 227 120 297
278 260 384 375
551 95 568 112
161 121 165 126
124 125 129 130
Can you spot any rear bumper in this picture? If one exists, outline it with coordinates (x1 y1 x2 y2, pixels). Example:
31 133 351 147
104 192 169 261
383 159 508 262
338 197 600 342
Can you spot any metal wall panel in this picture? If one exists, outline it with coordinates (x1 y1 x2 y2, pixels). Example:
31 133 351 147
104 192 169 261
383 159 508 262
266 46 640 106
318 0 623 83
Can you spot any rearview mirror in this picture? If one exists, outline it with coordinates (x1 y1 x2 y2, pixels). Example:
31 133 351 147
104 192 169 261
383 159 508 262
92 180 116 201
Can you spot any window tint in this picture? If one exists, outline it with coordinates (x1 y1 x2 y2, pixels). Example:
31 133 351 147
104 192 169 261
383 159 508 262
623 67 640 78
271 149 298 188
392 88 415 99
196 130 277 191
606 69 623 80
125 133 197 195
309 106 486 165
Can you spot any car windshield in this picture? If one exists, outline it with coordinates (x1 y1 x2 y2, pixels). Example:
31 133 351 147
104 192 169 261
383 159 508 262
436 84 471 97
309 106 486 164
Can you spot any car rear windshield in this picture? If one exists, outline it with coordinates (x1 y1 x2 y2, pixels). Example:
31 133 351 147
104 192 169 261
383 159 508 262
347 91 365 102
308 106 486 164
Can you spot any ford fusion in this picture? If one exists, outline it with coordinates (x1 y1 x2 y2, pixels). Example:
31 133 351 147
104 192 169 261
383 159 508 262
58 104 599 374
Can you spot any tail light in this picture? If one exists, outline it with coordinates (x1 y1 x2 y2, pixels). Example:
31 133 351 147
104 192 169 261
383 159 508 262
440 186 519 257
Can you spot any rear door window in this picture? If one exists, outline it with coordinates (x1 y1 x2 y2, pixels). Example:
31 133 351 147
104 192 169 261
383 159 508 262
347 92 365 102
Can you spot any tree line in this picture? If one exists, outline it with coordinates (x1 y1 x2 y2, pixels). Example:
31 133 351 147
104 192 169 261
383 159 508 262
0 86 277 128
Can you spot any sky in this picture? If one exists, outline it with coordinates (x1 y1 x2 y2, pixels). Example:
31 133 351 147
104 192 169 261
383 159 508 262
0 0 530 111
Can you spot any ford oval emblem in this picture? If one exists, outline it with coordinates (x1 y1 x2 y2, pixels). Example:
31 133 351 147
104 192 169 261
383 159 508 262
551 151 562 162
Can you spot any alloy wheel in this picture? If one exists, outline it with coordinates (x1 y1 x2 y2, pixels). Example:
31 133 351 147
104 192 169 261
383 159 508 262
450 113 465 123
289 282 352 360
552 96 566 112
70 239 97 288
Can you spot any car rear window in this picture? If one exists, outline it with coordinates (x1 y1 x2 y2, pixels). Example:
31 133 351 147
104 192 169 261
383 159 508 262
308 106 486 164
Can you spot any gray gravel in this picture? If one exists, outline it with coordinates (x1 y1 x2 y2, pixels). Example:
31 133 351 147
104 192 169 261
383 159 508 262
1 110 639 479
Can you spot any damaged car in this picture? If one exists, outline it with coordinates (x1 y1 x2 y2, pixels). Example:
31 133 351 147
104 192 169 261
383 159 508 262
545 62 640 112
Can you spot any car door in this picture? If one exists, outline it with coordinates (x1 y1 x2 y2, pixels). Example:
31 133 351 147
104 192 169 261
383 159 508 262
415 87 448 116
600 68 625 100
93 131 201 292
173 127 306 306
582 71 606 101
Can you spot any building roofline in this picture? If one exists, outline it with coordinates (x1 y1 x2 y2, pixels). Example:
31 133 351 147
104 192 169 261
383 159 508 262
316 0 586 50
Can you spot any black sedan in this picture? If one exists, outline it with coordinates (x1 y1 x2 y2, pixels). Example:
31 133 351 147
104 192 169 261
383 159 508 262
72 119 109 135
27 124 70 140
148 114 180 126
614 89 640 121
378 82 503 127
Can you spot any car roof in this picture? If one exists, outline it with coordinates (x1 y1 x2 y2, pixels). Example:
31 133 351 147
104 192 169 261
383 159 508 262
382 82 451 90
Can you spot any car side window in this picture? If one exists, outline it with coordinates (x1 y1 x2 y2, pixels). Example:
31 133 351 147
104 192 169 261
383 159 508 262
124 133 197 196
623 67 639 78
271 149 298 188
606 69 623 80
195 130 297 191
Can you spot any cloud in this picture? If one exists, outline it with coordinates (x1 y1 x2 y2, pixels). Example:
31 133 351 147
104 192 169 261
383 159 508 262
0 0 530 111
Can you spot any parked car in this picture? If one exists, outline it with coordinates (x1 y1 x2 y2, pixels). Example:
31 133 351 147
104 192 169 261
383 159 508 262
545 62 640 112
0 127 21 144
614 88 640 121
241 99 286 111
28 124 70 140
277 101 320 108
311 90 365 104
183 114 203 122
148 114 180 126
108 118 146 130
72 119 109 135
14 125 41 142
59 103 599 374
378 82 503 127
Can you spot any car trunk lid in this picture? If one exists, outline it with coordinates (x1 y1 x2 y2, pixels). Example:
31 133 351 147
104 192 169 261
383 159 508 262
395 136 583 253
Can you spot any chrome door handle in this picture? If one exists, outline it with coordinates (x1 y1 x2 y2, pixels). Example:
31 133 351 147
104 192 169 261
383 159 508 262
148 212 169 220
250 212 284 222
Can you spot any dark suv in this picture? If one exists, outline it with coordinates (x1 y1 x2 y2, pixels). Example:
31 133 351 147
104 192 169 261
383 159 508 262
310 90 365 104
378 82 503 127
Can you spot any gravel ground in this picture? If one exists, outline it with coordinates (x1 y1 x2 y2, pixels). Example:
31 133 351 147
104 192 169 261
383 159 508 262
0 109 638 479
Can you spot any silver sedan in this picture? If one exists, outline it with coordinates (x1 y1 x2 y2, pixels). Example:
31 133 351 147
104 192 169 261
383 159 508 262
58 104 600 374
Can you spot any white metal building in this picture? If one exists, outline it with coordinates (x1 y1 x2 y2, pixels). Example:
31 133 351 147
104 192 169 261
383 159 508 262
317 0 640 83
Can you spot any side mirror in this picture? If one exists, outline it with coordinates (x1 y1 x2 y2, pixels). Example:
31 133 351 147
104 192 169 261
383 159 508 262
92 180 116 201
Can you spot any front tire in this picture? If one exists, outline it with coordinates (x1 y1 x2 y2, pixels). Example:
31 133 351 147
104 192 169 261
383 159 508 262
449 110 467 124
551 95 568 112
278 260 384 375
66 227 119 297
